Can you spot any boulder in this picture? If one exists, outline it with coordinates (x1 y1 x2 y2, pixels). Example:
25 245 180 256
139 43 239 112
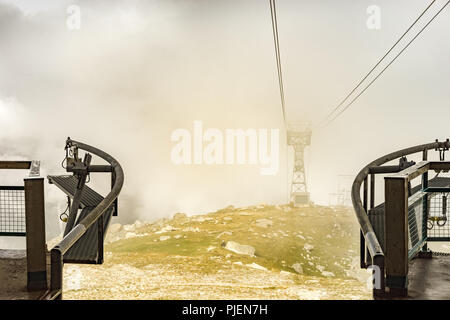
125 232 137 239
255 219 273 228
123 224 135 232
291 263 303 274
224 241 255 256
155 225 177 234
108 223 122 234
134 220 144 229
321 271 335 277
159 236 171 241
245 263 267 271
173 212 187 220
182 227 200 232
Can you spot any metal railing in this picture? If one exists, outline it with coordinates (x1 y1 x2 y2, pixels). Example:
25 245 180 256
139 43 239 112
46 139 124 300
0 162 32 237
0 186 26 236
426 190 450 241
407 190 427 260
352 140 450 297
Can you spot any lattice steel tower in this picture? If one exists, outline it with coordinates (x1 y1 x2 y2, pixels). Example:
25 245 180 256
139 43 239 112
287 122 311 205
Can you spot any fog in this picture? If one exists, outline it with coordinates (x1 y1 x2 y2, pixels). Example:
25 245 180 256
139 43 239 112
0 0 449 241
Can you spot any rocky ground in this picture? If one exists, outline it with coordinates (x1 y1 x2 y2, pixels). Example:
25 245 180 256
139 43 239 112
61 204 372 300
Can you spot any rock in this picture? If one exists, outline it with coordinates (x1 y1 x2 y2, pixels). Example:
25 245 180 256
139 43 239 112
134 220 144 229
245 263 267 271
233 261 243 266
279 230 288 237
207 246 216 252
223 217 232 221
108 223 122 234
125 232 137 239
153 218 169 227
224 241 255 256
159 236 171 241
304 243 314 251
239 211 251 216
291 263 303 274
123 224 135 232
174 235 182 239
255 219 273 228
173 212 187 220
155 225 177 234
321 271 335 277
182 227 200 232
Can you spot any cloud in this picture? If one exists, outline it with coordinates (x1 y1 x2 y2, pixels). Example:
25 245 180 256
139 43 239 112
0 0 448 240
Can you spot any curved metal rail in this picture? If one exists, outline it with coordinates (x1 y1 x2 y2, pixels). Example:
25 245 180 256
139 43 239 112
352 140 450 295
46 138 124 299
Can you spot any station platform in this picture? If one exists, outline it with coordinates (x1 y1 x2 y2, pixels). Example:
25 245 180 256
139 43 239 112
406 254 450 299
0 249 49 300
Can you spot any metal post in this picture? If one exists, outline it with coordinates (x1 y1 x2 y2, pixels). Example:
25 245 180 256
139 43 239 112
384 177 409 297
370 173 375 210
24 178 48 291
422 171 429 253
97 214 104 264
361 177 368 268
112 170 118 216
364 174 377 269
50 248 63 300
373 254 385 297
64 153 91 236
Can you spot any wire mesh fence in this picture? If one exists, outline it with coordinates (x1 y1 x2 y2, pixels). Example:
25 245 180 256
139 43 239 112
408 191 426 258
0 186 26 236
427 192 450 240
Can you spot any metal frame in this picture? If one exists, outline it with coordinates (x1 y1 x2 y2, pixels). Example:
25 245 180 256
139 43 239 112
352 140 450 297
0 161 31 170
0 185 26 237
287 122 311 205
0 160 47 291
46 138 124 300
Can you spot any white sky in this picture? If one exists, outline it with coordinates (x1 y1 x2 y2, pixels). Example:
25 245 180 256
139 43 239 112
0 0 66 14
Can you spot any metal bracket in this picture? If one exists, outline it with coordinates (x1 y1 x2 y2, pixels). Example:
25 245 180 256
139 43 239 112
435 139 450 162
63 153 92 236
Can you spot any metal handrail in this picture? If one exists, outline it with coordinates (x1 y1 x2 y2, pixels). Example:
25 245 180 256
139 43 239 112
47 138 124 299
352 141 450 273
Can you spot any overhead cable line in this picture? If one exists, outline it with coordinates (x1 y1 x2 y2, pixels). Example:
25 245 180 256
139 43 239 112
319 0 444 127
324 0 449 127
269 0 287 123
